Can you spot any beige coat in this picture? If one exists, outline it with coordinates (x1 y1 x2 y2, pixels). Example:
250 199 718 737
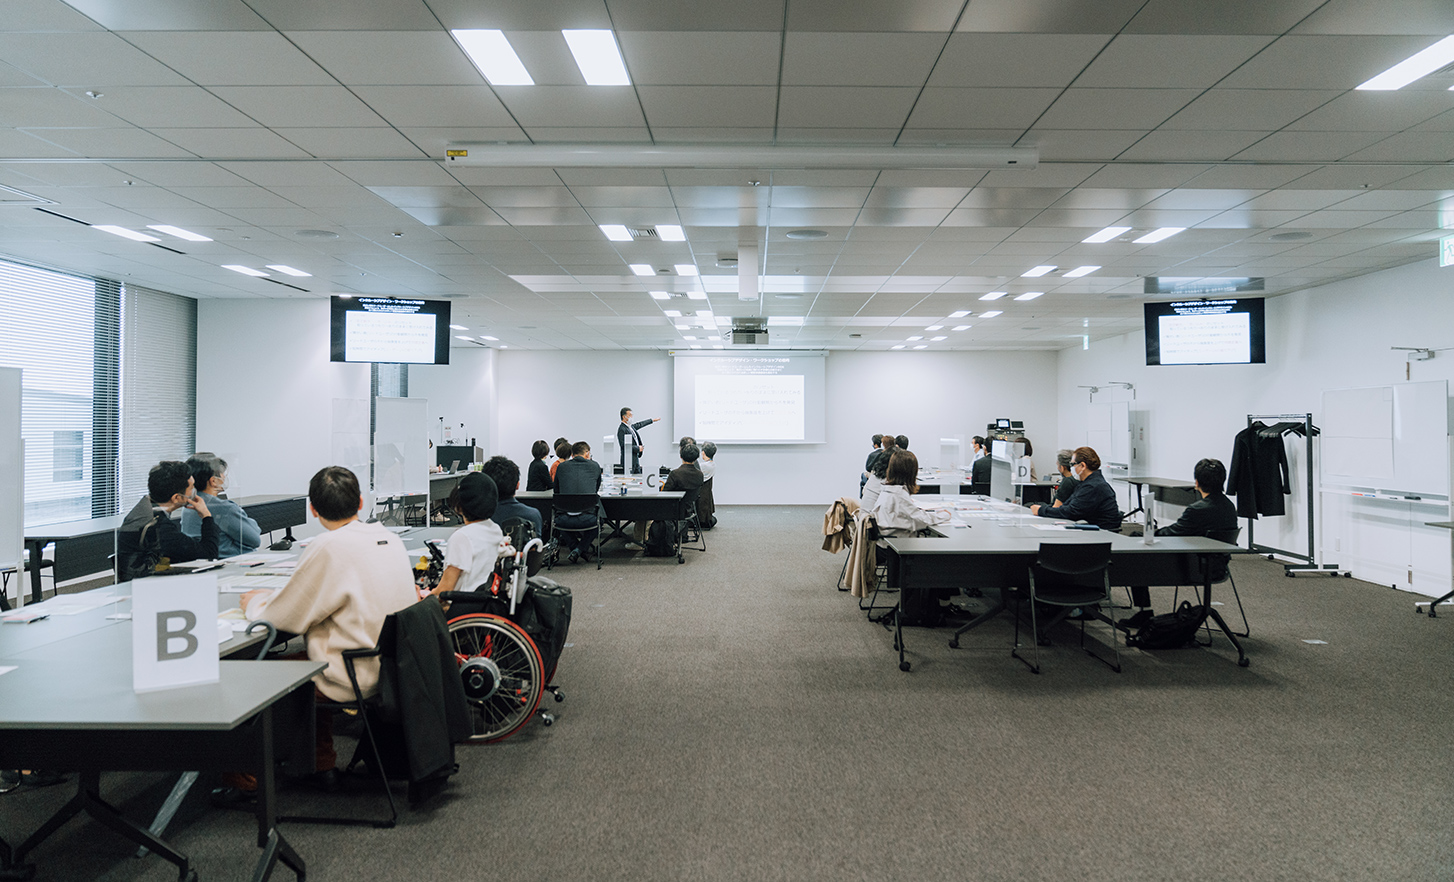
821 496 860 553
845 511 880 599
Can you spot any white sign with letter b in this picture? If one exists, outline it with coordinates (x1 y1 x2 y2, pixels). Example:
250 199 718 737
132 573 220 693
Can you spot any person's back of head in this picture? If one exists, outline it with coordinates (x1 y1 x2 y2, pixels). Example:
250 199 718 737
881 434 898 452
554 436 569 454
680 442 700 464
186 452 226 494
309 466 362 522
679 435 695 449
870 450 890 479
895 434 909 451
531 439 549 460
884 449 919 490
1015 436 1033 457
702 441 716 460
481 455 520 499
1072 446 1101 472
450 471 498 522
571 440 590 457
148 461 191 504
1194 457 1227 495
554 440 572 461
1056 448 1073 473
871 433 883 449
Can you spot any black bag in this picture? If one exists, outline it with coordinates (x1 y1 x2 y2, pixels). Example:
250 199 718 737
1125 601 1207 649
445 578 572 681
644 519 675 557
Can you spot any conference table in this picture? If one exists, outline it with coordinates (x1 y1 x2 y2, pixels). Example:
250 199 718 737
881 501 1250 672
1123 476 1198 521
518 487 688 545
0 585 319 882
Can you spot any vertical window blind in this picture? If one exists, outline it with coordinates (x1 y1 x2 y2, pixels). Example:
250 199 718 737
119 285 197 506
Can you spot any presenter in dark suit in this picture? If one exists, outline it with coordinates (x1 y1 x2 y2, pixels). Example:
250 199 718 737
617 407 660 475
1030 446 1122 531
1126 457 1238 608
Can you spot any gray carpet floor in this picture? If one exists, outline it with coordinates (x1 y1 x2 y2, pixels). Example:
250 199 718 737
3 505 1452 881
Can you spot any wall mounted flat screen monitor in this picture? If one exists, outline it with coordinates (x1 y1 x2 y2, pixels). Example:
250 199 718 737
1144 298 1265 366
330 296 451 365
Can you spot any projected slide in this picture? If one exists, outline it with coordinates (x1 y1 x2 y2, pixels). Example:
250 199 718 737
345 310 437 364
696 373 804 441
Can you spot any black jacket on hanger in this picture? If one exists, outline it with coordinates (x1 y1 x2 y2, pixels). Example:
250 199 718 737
1228 423 1291 519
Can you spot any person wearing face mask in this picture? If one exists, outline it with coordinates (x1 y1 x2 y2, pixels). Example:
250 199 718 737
1029 446 1122 531
181 452 261 557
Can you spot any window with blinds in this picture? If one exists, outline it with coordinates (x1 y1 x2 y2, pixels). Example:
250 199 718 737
119 285 197 506
0 259 101 526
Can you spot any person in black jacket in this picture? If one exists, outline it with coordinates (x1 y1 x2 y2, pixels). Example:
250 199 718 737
1052 448 1078 506
526 439 552 492
115 460 219 579
554 441 604 562
1030 446 1121 531
617 407 660 475
1127 458 1238 609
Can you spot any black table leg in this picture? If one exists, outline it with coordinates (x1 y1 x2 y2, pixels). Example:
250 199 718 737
1423 587 1454 617
252 706 305 882
947 593 1007 648
1201 563 1250 667
14 771 192 880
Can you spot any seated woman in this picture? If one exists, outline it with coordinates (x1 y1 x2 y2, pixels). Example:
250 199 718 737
548 438 571 484
430 472 508 597
181 452 261 558
526 439 553 492
872 450 951 625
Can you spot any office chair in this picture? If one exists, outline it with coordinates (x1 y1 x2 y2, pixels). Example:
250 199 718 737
674 486 706 563
1013 542 1120 674
1174 527 1247 640
549 493 602 570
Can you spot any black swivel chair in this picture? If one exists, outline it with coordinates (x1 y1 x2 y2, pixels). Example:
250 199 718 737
1177 526 1247 640
1013 542 1121 674
549 493 602 570
673 486 706 563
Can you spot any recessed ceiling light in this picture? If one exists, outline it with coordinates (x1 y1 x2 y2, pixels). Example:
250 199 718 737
629 264 655 276
683 335 697 341
267 265 311 277
891 345 905 350
980 310 1002 318
1269 231 1313 242
979 291 1007 301
1356 35 1454 91
649 290 671 300
785 229 828 240
664 309 682 317
656 224 685 241
912 345 927 350
931 336 947 342
696 310 713 318
146 224 211 242
562 29 631 86
1083 226 1131 243
949 310 970 318
925 325 942 331
767 316 804 326
94 224 159 242
600 224 632 241
674 264 698 275
449 324 468 330
708 335 721 341
686 290 707 300
674 322 690 330
690 344 702 349
1133 227 1185 244
482 335 498 341
907 335 923 341
952 325 970 331
455 335 474 341
1063 265 1100 278
222 265 268 277
1014 291 1044 301
451 29 534 86
712 344 723 349
499 345 507 348
1022 265 1056 277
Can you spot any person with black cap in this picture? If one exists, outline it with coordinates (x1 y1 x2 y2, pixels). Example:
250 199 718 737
430 471 507 596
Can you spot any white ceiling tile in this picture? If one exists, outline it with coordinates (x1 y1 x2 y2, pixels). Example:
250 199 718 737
0 32 189 85
3 0 107 31
776 87 918 129
222 161 360 186
781 33 944 86
59 0 268 29
894 128 1024 146
209 86 388 127
1026 208 1136 227
617 31 783 85
22 126 194 157
1284 165 1427 189
1292 0 1454 35
636 86 777 128
0 63 48 87
277 127 429 159
125 32 334 85
1018 129 1145 161
567 186 675 207
1124 0 1327 35
1286 91 1454 132
1073 35 1274 88
906 88 1061 130
165 186 298 208
856 208 953 226
424 0 611 30
493 206 597 225
767 208 863 226
1341 132 1454 164
654 127 776 143
1231 130 1392 162
61 86 258 128
941 207 1044 226
864 187 970 209
286 32 485 85
1218 35 1440 89
0 87 119 127
149 127 311 158
244 0 441 30
517 127 654 143
354 86 523 130
1116 130 1270 161
1181 165 1311 189
774 128 901 144
1080 164 1211 188
493 87 647 128
1035 88 1202 130
929 34 1111 88
1159 89 1337 131
786 0 965 32
400 127 529 154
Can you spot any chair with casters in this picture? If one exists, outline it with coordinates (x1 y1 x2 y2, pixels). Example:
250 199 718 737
548 493 601 570
1013 542 1121 674
673 486 706 563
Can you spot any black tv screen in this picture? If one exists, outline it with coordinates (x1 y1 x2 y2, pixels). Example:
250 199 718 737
330 296 451 365
1144 298 1265 366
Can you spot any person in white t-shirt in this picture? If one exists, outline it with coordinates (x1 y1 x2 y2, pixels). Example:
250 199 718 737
431 472 507 596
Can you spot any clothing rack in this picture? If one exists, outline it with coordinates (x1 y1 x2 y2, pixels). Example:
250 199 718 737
1245 413 1343 577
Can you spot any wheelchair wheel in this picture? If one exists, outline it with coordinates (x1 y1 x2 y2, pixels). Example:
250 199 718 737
447 613 545 743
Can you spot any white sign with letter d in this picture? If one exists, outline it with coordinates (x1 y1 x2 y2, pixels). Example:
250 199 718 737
132 573 220 693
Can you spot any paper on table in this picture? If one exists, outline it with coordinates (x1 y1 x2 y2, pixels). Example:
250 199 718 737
229 552 293 565
0 666 15 676
26 593 126 615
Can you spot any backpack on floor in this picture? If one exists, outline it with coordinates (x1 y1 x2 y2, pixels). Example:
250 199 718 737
644 519 675 557
1125 600 1207 649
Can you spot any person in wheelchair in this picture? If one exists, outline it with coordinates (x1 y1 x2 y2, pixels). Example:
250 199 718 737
429 471 509 597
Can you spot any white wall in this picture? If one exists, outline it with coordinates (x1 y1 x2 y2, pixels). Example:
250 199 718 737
196 299 371 498
494 348 1060 505
1056 258 1454 595
409 347 496 456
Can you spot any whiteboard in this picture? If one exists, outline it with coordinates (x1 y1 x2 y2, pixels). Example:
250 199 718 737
1321 381 1449 498
1087 400 1131 471
374 397 429 498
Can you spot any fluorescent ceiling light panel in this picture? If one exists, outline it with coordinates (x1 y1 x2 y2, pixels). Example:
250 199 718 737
925 325 942 331
649 290 670 300
912 345 927 350
686 290 708 300
451 30 534 86
481 336 498 341
94 224 159 242
146 224 211 242
1063 265 1100 278
629 264 655 276
696 310 713 318
767 316 804 326
979 291 1007 301
690 344 701 349
891 345 905 350
600 224 632 241
907 335 923 341
674 322 690 330
1013 291 1044 301
683 336 697 341
949 310 970 318
449 324 467 330
656 224 685 241
1356 35 1454 91
980 310 1002 318
713 345 723 349
266 265 311 277
562 29 631 86
709 336 721 341
1022 265 1056 277
1083 226 1131 243
952 325 970 331
1133 227 1185 244
222 264 268 277
931 336 947 342
664 310 682 317
674 264 698 276
455 336 473 341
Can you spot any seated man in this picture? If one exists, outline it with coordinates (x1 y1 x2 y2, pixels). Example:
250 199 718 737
1029 446 1122 531
235 466 418 791
861 434 883 497
1128 457 1238 608
482 455 544 538
1052 448 1078 507
697 441 717 529
665 442 706 497
553 441 603 563
116 460 219 580
181 452 261 557
970 444 992 488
